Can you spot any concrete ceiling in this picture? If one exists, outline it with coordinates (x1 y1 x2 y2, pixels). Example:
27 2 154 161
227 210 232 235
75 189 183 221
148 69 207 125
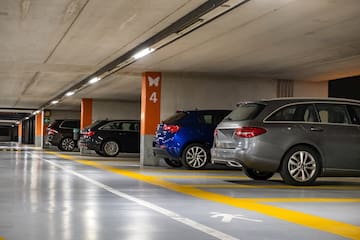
1 0 360 115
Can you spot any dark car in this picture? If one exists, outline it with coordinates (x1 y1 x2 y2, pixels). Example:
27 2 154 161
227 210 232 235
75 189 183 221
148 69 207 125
211 98 360 185
81 120 140 157
47 119 80 151
153 110 231 169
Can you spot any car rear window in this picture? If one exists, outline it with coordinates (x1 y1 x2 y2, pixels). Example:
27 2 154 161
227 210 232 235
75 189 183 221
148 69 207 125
163 112 187 124
224 103 264 121
48 120 61 129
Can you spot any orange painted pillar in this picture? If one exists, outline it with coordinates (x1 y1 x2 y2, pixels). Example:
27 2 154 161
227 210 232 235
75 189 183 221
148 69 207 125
35 113 43 147
140 72 161 166
81 98 92 129
18 123 22 144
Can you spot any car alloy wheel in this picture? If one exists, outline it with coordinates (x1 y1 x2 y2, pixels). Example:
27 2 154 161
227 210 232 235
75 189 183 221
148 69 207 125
59 137 75 151
102 140 120 157
182 144 209 169
281 146 320 186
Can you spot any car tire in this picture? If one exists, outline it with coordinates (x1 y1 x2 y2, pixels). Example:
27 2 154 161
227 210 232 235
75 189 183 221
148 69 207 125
95 150 106 157
58 137 76 152
101 140 120 157
280 145 321 186
164 158 183 168
243 168 274 180
181 143 209 169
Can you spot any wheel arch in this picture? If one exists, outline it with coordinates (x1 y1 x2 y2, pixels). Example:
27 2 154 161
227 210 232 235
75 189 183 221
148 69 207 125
101 138 122 152
279 143 324 173
180 141 210 158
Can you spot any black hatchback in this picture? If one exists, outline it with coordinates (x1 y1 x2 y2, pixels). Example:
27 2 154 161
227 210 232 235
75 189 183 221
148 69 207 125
47 119 80 151
81 120 140 157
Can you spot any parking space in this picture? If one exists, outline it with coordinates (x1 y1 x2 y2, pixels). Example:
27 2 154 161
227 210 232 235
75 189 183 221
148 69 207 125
1 1 360 239
1 147 359 240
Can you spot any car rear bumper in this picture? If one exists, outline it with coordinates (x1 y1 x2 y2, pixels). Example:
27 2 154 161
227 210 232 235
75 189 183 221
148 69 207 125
82 138 101 151
152 146 175 160
211 147 279 171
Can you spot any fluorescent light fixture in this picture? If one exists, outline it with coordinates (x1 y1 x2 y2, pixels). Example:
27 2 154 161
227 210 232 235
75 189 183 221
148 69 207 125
25 117 29 120
33 110 40 115
65 91 75 97
51 100 59 104
89 76 101 84
133 48 154 59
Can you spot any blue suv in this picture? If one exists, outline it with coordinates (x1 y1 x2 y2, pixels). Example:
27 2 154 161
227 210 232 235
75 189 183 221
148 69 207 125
153 110 231 169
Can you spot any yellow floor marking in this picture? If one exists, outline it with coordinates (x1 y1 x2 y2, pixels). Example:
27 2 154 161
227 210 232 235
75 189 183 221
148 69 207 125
251 198 360 203
85 159 138 162
0 236 5 240
155 175 249 179
187 184 360 190
136 169 243 173
47 152 360 240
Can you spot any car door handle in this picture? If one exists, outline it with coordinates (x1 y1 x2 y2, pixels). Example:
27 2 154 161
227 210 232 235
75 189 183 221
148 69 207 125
310 127 324 132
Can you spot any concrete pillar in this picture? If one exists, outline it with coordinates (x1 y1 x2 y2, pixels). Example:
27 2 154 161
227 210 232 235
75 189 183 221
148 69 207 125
35 113 43 147
81 98 92 129
18 123 22 144
140 72 161 166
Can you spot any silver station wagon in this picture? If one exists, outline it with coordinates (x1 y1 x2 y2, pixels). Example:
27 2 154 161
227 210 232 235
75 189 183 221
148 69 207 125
211 98 360 185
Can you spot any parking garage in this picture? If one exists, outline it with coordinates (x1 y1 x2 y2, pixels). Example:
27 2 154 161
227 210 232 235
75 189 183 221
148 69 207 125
0 0 360 239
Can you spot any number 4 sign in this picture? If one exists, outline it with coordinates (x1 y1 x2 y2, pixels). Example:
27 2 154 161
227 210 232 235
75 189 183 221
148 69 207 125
147 76 160 104
141 72 162 135
149 92 158 103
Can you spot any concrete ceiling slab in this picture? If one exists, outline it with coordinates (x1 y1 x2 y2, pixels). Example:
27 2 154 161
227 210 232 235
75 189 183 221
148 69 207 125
0 0 359 115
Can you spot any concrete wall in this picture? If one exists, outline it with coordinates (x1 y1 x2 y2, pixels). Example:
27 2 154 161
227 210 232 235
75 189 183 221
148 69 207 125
161 73 277 119
92 100 141 121
293 81 328 97
50 110 81 122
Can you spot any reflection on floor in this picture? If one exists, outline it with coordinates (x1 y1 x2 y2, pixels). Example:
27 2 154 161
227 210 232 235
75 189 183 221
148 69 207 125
0 142 359 240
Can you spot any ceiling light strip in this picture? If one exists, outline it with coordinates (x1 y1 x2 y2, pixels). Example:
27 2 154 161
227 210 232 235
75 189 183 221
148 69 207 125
38 0 250 111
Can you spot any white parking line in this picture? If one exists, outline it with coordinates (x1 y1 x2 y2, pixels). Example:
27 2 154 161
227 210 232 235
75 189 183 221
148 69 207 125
42 157 239 240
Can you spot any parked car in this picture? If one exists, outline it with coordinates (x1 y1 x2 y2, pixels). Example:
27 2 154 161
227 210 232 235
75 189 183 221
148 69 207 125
153 109 231 169
47 119 80 151
81 120 140 157
211 98 360 185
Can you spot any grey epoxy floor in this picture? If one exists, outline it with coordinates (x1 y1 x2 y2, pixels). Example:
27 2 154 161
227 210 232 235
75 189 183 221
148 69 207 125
0 143 359 240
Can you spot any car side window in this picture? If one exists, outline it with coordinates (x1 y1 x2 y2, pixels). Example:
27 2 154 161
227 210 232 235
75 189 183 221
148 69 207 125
267 104 317 122
100 121 118 130
120 122 131 131
131 123 140 132
198 114 214 125
347 105 360 125
315 104 350 124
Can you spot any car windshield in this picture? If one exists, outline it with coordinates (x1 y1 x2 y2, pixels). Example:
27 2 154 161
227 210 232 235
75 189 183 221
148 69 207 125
225 103 265 121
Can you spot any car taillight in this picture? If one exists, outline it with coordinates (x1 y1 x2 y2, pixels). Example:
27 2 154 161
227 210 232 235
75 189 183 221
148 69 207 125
48 128 58 135
234 127 266 138
163 124 180 134
214 128 218 137
85 131 95 137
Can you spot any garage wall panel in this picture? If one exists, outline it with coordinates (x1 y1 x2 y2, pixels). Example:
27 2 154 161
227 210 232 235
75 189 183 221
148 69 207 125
293 81 328 97
92 100 140 121
50 110 81 122
161 73 277 119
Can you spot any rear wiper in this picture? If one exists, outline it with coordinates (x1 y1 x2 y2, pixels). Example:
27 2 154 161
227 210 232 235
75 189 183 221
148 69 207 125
225 117 232 120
